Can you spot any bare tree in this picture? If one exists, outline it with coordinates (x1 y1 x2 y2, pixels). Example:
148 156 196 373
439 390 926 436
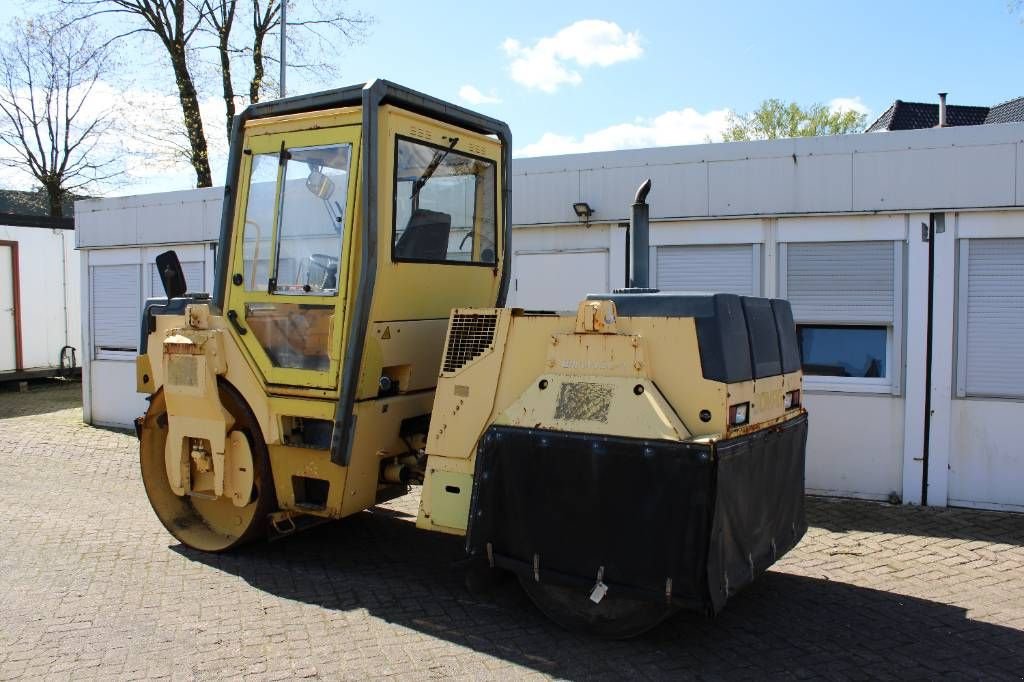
62 0 215 187
248 0 278 104
0 17 120 217
202 0 238 138
245 0 371 104
196 0 371 148
59 0 371 184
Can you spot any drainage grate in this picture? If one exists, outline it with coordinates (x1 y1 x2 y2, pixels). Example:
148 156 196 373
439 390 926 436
442 313 498 373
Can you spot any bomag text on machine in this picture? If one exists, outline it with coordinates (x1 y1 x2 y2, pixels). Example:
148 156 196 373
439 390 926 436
136 80 809 638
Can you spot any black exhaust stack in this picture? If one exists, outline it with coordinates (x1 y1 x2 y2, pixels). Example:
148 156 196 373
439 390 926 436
629 179 652 289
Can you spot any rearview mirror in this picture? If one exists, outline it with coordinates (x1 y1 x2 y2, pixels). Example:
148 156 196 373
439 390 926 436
306 170 336 199
155 250 187 299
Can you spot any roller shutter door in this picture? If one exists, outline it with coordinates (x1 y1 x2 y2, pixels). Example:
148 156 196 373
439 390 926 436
784 241 894 324
91 264 140 357
655 244 758 295
960 238 1024 398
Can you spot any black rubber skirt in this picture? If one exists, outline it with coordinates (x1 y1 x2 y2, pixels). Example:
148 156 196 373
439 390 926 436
466 413 808 613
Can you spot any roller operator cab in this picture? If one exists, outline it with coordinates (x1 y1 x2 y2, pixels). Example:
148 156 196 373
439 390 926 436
136 80 808 639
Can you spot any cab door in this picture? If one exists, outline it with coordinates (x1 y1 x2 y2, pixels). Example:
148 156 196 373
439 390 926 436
224 124 361 390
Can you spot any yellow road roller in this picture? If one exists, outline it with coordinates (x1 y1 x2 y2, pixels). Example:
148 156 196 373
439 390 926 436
136 80 808 638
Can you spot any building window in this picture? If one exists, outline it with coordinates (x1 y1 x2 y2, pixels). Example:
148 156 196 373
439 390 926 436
957 238 1024 399
781 240 901 393
797 325 887 378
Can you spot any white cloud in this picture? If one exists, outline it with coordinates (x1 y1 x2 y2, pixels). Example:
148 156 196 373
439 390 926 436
503 20 642 93
515 106 732 157
458 85 501 105
828 96 870 116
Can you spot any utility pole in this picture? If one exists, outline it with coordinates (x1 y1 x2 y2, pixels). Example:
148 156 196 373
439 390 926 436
279 0 287 97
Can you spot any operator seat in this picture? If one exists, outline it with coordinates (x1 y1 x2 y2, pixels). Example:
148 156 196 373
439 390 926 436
395 208 451 260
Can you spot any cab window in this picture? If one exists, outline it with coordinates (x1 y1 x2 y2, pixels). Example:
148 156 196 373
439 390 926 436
275 144 350 294
240 143 352 295
237 141 352 371
392 136 496 265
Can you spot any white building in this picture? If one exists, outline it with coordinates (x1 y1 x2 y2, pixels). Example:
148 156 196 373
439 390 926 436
75 187 222 426
77 122 1024 511
0 212 80 381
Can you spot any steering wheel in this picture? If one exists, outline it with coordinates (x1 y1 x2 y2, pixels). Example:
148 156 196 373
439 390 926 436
458 231 497 263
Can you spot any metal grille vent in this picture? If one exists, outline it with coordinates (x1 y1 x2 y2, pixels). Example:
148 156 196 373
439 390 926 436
409 126 433 141
442 313 497 373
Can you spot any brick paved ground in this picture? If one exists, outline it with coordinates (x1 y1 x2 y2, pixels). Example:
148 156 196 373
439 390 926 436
1 380 1023 680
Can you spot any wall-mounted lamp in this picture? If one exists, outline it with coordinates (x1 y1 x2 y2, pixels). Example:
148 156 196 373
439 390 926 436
573 201 594 226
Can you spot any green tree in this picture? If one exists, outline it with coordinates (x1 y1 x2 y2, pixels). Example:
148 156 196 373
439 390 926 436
723 99 867 141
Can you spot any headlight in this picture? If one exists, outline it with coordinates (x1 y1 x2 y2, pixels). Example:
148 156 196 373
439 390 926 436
728 402 749 426
784 389 801 410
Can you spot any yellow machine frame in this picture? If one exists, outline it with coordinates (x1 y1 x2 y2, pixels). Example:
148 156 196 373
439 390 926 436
136 80 809 638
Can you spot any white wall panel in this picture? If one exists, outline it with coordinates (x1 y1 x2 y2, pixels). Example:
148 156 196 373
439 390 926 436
949 400 1024 511
854 144 1017 211
1017 141 1024 206
956 210 1024 239
510 172 579 225
85 206 139 247
510 250 608 311
85 248 143 266
708 154 852 215
804 392 904 500
777 214 906 243
510 224 611 253
580 162 707 221
650 219 765 246
76 187 223 248
143 199 209 244
88 359 148 428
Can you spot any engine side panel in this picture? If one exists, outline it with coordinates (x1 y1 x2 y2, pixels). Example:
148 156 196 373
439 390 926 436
419 293 808 609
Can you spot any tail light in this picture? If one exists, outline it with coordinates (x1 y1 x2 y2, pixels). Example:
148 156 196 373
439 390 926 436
784 389 801 410
728 402 749 427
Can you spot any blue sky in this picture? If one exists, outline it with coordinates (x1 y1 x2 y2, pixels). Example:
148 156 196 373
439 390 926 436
344 0 1022 155
1 0 1022 195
